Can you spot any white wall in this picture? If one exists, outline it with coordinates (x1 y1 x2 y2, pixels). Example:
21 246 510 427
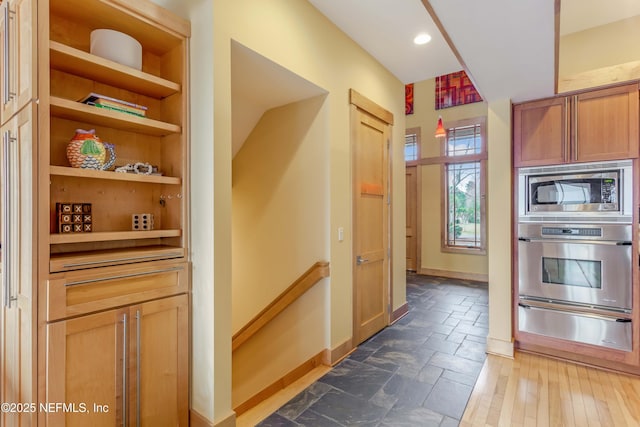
149 0 220 422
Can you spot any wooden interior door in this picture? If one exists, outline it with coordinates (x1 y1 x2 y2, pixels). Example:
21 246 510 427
351 91 391 345
405 165 417 271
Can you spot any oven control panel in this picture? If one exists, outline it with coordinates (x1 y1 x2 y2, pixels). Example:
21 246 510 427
541 227 602 237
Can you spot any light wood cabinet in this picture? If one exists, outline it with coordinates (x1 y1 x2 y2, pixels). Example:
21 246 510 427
0 0 191 425
1 103 35 427
513 83 639 167
0 0 36 125
46 294 189 427
513 96 567 167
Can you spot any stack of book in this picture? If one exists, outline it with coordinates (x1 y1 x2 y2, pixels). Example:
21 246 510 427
79 92 148 117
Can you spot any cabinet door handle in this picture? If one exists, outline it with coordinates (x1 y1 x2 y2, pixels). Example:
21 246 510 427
136 310 141 427
122 313 128 427
2 4 15 105
64 266 184 287
2 4 9 105
2 131 9 308
61 252 183 268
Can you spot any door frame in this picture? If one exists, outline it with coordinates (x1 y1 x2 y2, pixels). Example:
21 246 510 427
349 89 393 345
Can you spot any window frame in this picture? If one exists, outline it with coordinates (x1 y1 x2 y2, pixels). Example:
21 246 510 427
439 117 487 255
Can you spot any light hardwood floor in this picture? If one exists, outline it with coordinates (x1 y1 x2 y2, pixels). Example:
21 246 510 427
461 352 640 427
238 352 640 427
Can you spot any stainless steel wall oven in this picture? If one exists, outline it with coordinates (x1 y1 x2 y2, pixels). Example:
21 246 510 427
517 161 634 352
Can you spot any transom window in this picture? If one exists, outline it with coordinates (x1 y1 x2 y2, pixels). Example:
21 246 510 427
405 133 418 161
446 124 482 156
405 128 421 163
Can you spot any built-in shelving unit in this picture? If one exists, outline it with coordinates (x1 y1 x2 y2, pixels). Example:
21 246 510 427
49 41 181 98
46 0 189 269
39 1 191 425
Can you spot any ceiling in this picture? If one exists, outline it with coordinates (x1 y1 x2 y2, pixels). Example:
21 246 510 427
231 0 640 158
560 0 640 36
308 0 640 103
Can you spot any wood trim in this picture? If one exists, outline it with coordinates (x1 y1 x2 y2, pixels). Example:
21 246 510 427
418 152 488 166
390 302 409 324
420 1 486 102
189 410 213 427
190 409 236 427
516 341 640 376
349 89 394 125
558 61 640 94
233 351 326 415
323 337 355 366
418 268 488 283
232 261 330 351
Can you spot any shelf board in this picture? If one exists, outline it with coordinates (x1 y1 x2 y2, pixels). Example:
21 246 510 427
50 96 181 137
50 42 181 99
50 229 182 245
50 245 185 272
50 165 181 185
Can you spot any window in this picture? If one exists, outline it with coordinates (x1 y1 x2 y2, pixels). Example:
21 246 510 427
405 127 421 163
405 134 418 161
443 119 486 253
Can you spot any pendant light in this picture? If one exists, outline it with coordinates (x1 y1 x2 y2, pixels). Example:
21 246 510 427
434 76 446 138
434 116 446 138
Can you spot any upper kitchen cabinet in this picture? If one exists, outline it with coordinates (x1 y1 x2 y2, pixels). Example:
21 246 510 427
0 0 37 125
513 83 639 167
573 84 639 163
513 97 568 167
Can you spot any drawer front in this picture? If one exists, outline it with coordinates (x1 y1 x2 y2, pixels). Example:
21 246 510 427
46 261 189 321
518 304 632 352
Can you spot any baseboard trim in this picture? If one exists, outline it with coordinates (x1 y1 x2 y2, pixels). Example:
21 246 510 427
419 268 488 283
190 408 234 427
486 336 514 358
390 302 409 324
234 351 326 416
323 337 354 366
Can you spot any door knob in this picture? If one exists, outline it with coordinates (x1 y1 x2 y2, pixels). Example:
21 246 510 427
356 255 369 265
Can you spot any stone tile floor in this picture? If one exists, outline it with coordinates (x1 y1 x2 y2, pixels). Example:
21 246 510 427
257 274 489 426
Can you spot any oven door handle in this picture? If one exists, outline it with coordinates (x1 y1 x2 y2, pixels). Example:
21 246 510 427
518 237 631 246
518 302 631 323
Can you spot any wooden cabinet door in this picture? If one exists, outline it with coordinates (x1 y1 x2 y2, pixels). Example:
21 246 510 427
133 295 189 427
46 308 127 427
513 96 568 167
574 83 639 162
0 103 34 427
0 0 35 125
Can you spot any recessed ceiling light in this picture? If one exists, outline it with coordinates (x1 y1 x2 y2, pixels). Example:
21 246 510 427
413 33 432 45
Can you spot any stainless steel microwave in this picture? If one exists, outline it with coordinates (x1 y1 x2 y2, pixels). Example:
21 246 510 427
518 160 632 222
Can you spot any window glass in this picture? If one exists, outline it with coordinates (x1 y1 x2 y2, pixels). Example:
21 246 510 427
446 162 481 248
405 133 418 161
